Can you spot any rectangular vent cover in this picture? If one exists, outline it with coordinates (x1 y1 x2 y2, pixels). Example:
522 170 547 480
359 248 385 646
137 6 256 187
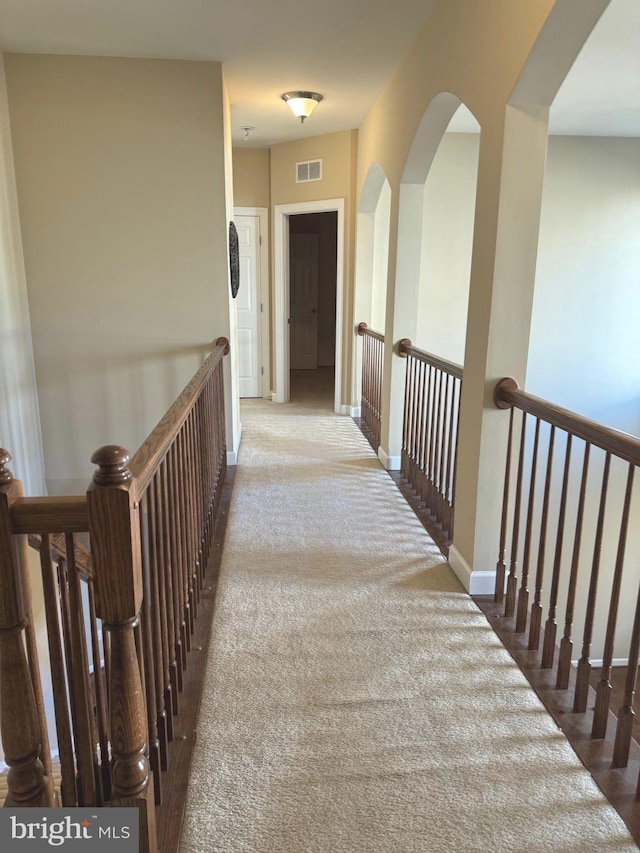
296 159 323 183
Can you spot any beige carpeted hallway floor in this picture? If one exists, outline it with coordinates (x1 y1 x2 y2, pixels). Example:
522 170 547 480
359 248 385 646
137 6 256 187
180 393 638 852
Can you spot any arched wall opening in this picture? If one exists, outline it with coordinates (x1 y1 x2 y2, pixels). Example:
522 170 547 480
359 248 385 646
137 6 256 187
378 93 480 469
415 105 481 365
452 0 615 591
352 163 391 413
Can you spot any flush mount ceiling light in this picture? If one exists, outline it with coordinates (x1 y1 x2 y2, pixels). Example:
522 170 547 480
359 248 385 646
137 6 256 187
281 91 323 123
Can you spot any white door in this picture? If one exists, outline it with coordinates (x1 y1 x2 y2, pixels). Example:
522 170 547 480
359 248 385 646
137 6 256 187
235 214 261 397
290 234 319 370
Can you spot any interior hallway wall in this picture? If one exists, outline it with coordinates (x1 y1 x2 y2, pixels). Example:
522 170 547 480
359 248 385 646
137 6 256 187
271 131 357 405
233 147 270 209
355 0 610 584
416 132 480 365
527 135 640 434
5 55 233 492
0 55 45 495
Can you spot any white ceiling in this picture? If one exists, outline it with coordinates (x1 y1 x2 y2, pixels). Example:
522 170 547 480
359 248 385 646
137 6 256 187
0 0 637 145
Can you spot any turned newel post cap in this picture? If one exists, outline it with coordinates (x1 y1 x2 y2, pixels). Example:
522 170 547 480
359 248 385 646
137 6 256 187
91 445 132 486
0 448 13 484
357 322 368 336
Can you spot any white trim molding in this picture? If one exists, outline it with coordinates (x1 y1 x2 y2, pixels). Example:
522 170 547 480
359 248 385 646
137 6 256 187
350 406 361 418
227 422 242 466
448 544 496 595
377 446 401 471
274 198 345 414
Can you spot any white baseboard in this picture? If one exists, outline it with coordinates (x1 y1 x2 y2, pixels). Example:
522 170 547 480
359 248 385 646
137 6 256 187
572 657 629 668
340 404 351 416
350 406 361 418
448 545 496 595
377 446 401 471
227 423 242 466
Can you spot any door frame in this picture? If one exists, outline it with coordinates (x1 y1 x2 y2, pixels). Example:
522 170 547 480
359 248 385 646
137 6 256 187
234 206 270 398
274 198 344 413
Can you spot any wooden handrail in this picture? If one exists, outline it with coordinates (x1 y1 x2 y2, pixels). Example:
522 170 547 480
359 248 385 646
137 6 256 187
357 321 384 343
397 338 463 380
11 496 89 533
129 338 229 495
494 377 640 466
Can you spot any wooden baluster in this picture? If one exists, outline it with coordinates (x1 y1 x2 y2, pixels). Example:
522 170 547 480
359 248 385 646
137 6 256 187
438 373 450 524
86 572 111 800
505 412 527 619
450 381 461 540
87 445 157 853
400 352 411 479
38 535 77 805
65 535 100 804
185 414 199 602
179 429 196 629
433 369 444 519
0 450 55 807
139 494 161 803
412 358 421 492
542 433 572 668
148 475 172 762
592 463 634 738
444 375 457 537
516 418 541 633
557 443 591 689
160 458 182 699
418 361 428 502
615 569 640 768
574 452 611 713
426 364 436 508
493 408 514 604
171 442 190 654
529 425 556 650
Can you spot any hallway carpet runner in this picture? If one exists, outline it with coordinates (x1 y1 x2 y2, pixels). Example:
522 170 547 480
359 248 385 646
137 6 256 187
180 399 637 852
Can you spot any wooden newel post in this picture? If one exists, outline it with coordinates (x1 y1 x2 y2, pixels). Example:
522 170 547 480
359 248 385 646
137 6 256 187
0 449 55 807
87 446 157 853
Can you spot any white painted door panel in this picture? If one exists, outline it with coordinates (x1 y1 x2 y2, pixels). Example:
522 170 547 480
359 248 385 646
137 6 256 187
235 215 261 397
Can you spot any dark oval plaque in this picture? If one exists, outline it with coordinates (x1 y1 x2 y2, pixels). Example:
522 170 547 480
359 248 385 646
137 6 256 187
229 221 240 299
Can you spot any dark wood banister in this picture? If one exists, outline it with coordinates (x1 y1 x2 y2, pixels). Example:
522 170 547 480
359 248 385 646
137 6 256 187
494 377 640 466
397 338 463 380
129 338 229 496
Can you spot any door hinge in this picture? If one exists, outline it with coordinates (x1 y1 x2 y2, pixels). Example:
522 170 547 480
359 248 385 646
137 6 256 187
259 235 263 246
260 303 263 313
261 366 264 375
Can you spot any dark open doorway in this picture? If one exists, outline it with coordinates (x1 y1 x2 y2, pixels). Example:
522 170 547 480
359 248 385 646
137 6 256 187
288 211 338 410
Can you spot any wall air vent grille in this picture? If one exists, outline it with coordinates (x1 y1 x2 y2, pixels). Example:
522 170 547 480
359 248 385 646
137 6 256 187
296 159 323 183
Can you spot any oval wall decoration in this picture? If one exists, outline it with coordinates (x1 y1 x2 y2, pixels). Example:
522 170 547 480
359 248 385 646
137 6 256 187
229 221 240 299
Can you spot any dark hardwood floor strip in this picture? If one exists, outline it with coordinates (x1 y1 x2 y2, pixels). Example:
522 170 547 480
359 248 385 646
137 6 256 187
475 596 640 848
156 467 235 853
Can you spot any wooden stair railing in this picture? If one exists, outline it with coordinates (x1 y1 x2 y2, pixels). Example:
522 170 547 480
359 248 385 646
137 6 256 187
492 377 640 785
357 322 385 453
397 339 462 546
0 337 230 852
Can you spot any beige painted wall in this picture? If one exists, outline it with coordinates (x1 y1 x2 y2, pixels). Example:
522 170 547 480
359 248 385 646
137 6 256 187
270 130 357 404
232 148 270 209
4 55 233 491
